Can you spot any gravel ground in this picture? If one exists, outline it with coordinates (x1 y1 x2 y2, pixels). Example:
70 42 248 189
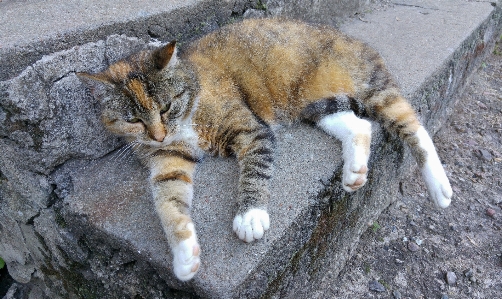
320 37 502 299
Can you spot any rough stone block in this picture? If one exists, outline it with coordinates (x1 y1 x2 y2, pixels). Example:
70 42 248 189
0 0 500 298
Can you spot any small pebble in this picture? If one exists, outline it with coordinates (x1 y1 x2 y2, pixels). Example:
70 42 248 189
393 290 402 299
408 242 419 252
477 100 488 109
368 280 386 292
479 149 493 161
441 295 449 299
446 271 457 285
486 208 496 218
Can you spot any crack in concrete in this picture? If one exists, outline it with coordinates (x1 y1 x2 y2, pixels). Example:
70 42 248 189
392 2 440 11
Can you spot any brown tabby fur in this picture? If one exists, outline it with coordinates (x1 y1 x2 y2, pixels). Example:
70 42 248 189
78 18 429 280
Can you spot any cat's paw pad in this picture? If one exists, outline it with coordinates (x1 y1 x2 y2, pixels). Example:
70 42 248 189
343 164 368 192
233 209 270 243
172 223 201 281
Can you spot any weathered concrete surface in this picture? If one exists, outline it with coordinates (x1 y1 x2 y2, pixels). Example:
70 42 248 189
0 0 501 298
0 0 368 81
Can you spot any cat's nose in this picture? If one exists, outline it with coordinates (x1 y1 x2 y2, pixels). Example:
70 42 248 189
148 125 167 142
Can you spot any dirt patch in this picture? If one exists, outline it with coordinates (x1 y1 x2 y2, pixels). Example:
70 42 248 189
321 39 502 298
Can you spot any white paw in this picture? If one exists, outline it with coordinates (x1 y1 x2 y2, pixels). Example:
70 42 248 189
172 223 201 281
342 159 368 192
416 127 452 208
422 161 453 208
233 209 270 243
343 140 370 192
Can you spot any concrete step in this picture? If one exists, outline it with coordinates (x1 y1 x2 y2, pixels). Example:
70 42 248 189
0 0 500 298
0 0 367 81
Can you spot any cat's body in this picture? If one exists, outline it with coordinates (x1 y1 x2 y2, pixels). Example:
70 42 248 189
78 18 452 281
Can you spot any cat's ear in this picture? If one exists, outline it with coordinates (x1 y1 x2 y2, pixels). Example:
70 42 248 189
76 72 114 98
76 72 113 86
151 40 177 70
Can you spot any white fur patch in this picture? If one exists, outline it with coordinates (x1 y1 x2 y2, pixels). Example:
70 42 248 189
233 209 270 243
172 223 201 281
416 127 452 208
318 111 372 191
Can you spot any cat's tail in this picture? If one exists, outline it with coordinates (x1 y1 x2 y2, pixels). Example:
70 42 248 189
363 83 452 208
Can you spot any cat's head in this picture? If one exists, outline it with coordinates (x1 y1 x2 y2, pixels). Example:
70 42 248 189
78 41 198 147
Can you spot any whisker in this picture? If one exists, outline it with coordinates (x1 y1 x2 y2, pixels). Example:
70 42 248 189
115 142 135 162
126 142 143 163
111 144 129 162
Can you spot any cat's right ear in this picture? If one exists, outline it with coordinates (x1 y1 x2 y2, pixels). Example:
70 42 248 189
76 72 114 99
151 40 177 70
76 72 112 85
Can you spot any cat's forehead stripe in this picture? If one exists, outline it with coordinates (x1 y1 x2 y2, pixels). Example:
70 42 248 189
107 61 133 81
127 79 153 109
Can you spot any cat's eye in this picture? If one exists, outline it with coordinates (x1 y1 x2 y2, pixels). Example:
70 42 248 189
127 117 142 123
160 103 171 114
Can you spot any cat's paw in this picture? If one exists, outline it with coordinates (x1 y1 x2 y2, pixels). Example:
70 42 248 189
343 164 368 192
416 127 452 208
342 140 370 192
422 161 452 208
233 208 270 243
172 223 201 281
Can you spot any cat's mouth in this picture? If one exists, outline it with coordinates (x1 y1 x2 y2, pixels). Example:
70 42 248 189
141 131 187 147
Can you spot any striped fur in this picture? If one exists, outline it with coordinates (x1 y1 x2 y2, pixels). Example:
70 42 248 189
78 18 452 281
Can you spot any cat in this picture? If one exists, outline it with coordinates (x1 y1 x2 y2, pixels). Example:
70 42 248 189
77 18 452 281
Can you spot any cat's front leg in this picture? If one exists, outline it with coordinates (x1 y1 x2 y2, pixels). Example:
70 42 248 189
149 153 201 281
229 125 274 243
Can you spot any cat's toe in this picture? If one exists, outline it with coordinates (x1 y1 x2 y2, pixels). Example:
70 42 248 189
172 224 201 281
343 165 368 192
233 208 270 243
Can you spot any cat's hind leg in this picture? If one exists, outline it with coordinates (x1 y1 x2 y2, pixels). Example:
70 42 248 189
413 126 452 208
317 111 372 192
366 88 452 208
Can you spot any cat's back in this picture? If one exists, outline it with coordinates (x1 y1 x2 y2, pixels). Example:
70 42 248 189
186 18 364 73
186 18 386 123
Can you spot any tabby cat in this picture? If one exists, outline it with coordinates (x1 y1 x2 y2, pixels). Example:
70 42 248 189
78 18 452 281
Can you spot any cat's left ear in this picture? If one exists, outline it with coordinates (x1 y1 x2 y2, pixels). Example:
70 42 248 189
76 72 115 99
151 40 177 70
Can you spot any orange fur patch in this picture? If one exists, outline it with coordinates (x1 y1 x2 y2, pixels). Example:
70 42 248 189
353 134 371 155
127 79 153 109
107 61 132 82
153 171 193 184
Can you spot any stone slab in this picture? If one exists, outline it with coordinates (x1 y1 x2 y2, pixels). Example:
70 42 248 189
0 0 369 81
0 0 500 298
55 1 499 298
